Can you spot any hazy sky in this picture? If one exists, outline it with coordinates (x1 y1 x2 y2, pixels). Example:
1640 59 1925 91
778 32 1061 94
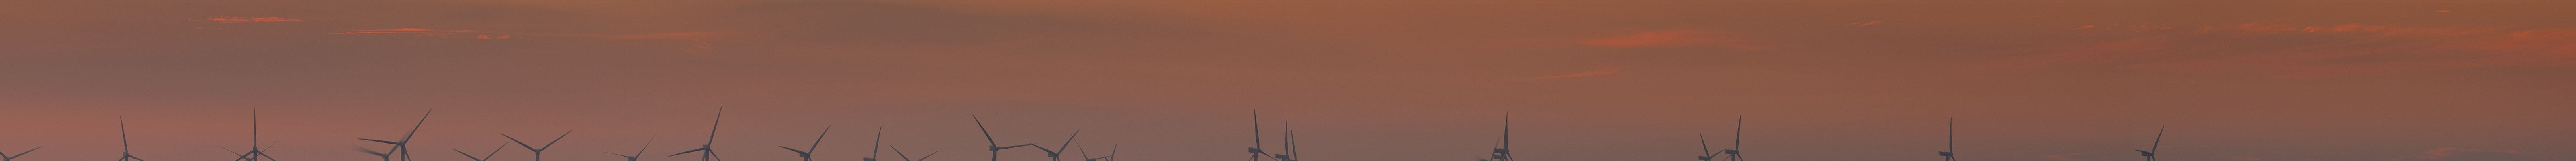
2 1 2572 161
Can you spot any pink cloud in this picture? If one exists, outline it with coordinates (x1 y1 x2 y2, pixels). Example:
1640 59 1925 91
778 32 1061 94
206 16 303 23
1578 29 1764 49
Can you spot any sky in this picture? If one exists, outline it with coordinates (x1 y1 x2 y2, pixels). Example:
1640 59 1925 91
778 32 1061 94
2 1 2573 161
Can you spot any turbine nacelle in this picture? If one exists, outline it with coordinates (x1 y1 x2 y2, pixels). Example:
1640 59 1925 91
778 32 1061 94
1246 148 1263 153
2136 150 2154 157
1939 151 1953 156
1722 149 1738 154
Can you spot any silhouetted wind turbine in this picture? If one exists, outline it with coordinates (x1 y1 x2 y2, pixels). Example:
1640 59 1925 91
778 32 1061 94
604 134 655 161
1272 120 1298 161
228 109 279 161
892 146 939 161
455 143 507 161
360 110 432 161
1721 116 1744 161
1695 134 1715 161
0 147 34 161
505 130 573 161
867 128 884 161
224 142 282 161
355 146 391 161
1488 114 1511 161
973 116 1036 161
780 126 831 161
1246 110 1274 161
668 107 726 161
2136 127 2164 161
116 117 147 161
1938 118 1954 161
1031 130 1081 161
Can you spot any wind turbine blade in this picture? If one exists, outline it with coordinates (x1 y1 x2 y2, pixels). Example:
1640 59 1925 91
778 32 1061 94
505 134 538 151
669 148 710 157
360 139 402 145
637 134 657 156
997 144 1033 149
974 116 999 146
708 107 723 145
542 130 573 150
872 127 884 159
1033 145 1056 154
454 149 478 161
257 151 283 161
16 147 39 158
1700 134 1713 156
781 147 808 154
606 152 632 158
1056 130 1082 152
2149 127 2164 153
1076 140 1091 159
893 146 911 161
1252 110 1260 149
920 152 939 161
810 126 832 152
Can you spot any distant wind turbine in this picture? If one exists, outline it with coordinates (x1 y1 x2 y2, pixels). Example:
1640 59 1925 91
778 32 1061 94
1695 134 1714 161
1938 118 1954 161
2136 127 2165 161
504 130 574 161
116 117 148 161
360 110 433 161
1720 116 1744 161
1076 140 1113 161
1031 130 1082 161
1246 110 1275 161
1273 120 1298 161
455 143 507 161
779 126 832 161
668 107 726 161
229 109 279 161
973 116 1037 161
604 134 655 161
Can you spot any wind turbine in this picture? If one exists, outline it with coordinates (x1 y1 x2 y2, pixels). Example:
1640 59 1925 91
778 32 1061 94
780 126 832 161
360 110 432 161
455 143 507 161
224 142 282 161
1938 118 1954 161
1720 116 1744 161
115 117 148 161
1273 120 1297 161
668 107 726 161
504 130 574 161
230 109 278 161
0 147 34 161
1246 110 1274 161
867 128 884 161
892 146 939 161
355 146 391 161
1031 130 1081 161
2136 127 2164 161
604 134 655 161
1488 114 1510 161
973 116 1036 161
1695 134 1714 161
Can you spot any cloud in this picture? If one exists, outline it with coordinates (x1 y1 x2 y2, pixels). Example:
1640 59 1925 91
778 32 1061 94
205 16 303 23
1983 23 2576 78
2390 148 2557 161
1512 66 1621 80
1578 29 1764 49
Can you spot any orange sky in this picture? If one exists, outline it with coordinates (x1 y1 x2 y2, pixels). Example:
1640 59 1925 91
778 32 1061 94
1 1 2572 161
